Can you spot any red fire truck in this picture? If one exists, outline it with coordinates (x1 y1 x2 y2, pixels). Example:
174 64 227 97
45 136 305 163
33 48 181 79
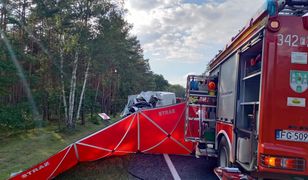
185 0 308 179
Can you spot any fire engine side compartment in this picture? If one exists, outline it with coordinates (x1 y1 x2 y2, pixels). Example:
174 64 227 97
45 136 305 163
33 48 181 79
213 52 239 163
211 22 266 167
258 15 308 177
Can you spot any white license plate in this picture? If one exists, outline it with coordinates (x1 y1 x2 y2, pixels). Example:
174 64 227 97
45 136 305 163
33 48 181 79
276 130 308 142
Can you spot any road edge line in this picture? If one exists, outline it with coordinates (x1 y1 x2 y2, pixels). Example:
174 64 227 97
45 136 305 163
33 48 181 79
163 154 181 180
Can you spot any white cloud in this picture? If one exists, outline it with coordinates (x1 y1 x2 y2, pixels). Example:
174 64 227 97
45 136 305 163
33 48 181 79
127 0 181 10
124 0 264 84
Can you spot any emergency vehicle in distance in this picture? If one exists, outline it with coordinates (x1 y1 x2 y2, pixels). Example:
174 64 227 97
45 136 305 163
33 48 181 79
184 0 308 179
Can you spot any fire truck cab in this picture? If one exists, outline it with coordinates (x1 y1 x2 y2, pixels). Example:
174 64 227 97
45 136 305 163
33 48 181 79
185 0 308 179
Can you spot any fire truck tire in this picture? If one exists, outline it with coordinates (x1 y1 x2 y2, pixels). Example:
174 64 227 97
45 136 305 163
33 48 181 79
218 136 231 167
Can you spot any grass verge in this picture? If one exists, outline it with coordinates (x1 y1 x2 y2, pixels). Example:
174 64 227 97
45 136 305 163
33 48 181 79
0 120 113 180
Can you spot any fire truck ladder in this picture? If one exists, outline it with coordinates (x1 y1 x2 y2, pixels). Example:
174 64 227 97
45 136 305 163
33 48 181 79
184 75 217 157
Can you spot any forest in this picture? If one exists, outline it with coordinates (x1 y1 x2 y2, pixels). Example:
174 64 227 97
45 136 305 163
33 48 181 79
0 0 185 131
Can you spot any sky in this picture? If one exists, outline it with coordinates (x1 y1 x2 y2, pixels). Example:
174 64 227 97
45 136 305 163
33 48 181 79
124 0 265 86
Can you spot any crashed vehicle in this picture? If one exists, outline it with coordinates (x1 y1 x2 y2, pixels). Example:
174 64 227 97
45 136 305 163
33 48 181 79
121 91 176 117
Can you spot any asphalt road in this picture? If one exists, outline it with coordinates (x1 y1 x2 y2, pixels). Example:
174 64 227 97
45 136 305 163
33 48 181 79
56 153 218 180
128 154 218 180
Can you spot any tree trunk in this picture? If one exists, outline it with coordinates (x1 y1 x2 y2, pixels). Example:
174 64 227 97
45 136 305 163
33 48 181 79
94 77 100 103
81 102 85 125
58 94 61 131
76 61 90 123
60 45 68 124
68 50 79 128
1 0 7 32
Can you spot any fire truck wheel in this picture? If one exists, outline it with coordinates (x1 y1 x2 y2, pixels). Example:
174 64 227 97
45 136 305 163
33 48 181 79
218 136 231 167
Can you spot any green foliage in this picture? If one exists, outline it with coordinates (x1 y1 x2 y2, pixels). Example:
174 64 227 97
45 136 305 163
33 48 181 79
152 74 169 91
0 43 18 95
0 103 35 130
87 114 101 125
167 84 186 97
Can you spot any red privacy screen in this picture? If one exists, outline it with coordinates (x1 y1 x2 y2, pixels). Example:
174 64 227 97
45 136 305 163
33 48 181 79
10 103 194 180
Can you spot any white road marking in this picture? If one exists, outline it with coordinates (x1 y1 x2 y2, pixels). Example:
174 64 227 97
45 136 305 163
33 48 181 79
163 154 181 180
